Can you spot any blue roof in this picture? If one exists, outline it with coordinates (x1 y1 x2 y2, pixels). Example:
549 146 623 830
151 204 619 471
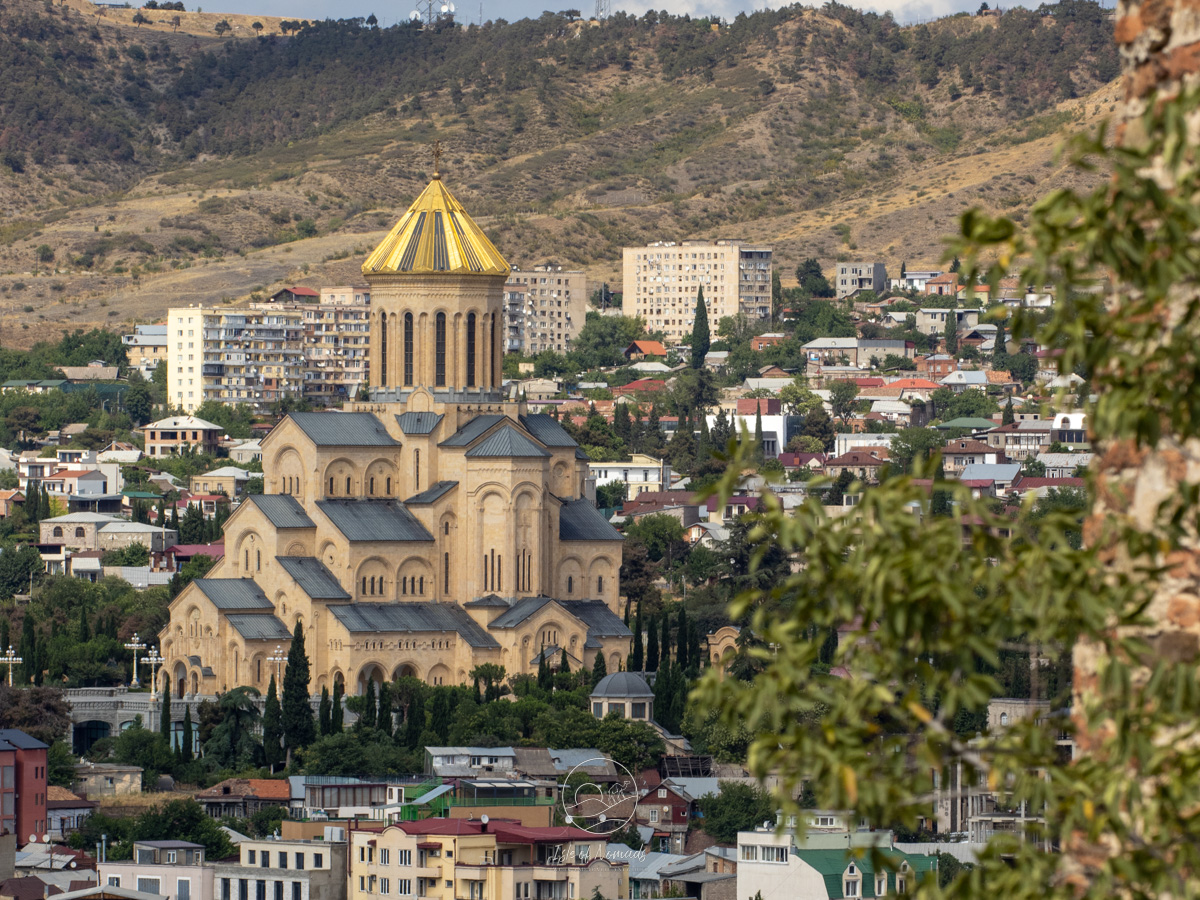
288 412 399 446
276 557 350 600
246 495 315 529
316 500 434 542
396 412 444 435
559 498 624 541
440 414 506 447
328 603 499 648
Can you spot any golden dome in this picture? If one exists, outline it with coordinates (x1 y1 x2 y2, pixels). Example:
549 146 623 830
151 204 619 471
362 175 510 277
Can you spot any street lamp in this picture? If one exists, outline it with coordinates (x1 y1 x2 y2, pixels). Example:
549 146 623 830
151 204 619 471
142 648 164 731
268 645 287 683
124 633 146 688
1 646 22 686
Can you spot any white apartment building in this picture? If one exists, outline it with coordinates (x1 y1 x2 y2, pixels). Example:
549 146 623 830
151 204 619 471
836 262 888 299
301 286 372 405
622 240 773 344
589 454 673 500
504 266 587 355
168 307 305 413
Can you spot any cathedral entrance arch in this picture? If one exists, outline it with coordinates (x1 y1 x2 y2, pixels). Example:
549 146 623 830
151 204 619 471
174 662 187 699
357 664 387 694
393 663 419 680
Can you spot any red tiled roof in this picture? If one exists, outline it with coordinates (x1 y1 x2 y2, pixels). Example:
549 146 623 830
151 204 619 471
625 340 667 356
619 379 668 392
853 377 885 388
735 398 780 415
168 542 225 556
826 449 889 466
280 286 320 297
926 273 959 285
889 378 940 390
944 440 995 453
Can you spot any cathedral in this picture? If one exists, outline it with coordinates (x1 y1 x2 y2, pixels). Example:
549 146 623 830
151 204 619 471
159 166 630 699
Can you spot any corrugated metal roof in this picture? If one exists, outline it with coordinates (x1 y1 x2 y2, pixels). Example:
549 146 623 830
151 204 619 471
465 426 550 459
194 579 273 610
488 596 553 629
247 495 315 529
328 603 499 648
396 412 444 435
316 500 434 542
405 481 458 505
440 414 506 447
559 499 624 541
276 557 350 600
519 415 578 448
464 594 510 608
575 448 591 461
226 614 293 641
288 412 399 446
561 600 632 637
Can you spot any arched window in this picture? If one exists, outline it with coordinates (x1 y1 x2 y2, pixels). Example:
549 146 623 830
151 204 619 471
443 522 449 536
245 550 250 570
1000 712 1009 726
256 550 261 571
362 577 367 595
419 576 424 595
567 576 573 594
483 554 488 591
346 476 352 495
370 576 376 595
444 553 450 591
386 477 392 495
496 557 501 592
256 659 262 682
402 577 408 596
404 313 414 386
370 477 375 495
329 476 335 495
597 575 603 594
52 527 63 538
466 312 477 387
435 313 446 387
75 527 86 538
379 312 388 386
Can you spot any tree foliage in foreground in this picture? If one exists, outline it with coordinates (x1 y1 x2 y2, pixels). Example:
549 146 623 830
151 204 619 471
698 91 1200 899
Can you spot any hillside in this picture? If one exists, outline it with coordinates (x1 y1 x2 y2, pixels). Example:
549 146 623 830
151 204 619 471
0 0 1120 346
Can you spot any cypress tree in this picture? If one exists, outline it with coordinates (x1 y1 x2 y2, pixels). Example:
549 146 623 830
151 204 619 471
159 685 172 746
688 622 702 674
77 607 90 643
1003 397 1015 425
281 621 316 754
676 606 690 672
537 644 551 690
660 612 671 667
181 705 194 763
318 687 331 736
691 287 710 369
753 407 765 462
994 320 1009 364
360 679 377 730
429 689 452 742
614 403 632 446
646 404 663 455
377 681 393 737
403 692 423 749
169 504 179 530
39 487 51 522
19 615 35 685
647 616 660 672
653 660 673 727
1 618 10 654
262 676 284 771
632 604 644 672
592 651 607 687
559 648 569 675
331 680 344 732
944 311 959 355
696 413 712 468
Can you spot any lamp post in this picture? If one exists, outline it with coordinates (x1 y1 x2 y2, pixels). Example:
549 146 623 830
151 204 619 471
124 633 146 688
1 646 22 687
142 648 164 730
268 645 287 683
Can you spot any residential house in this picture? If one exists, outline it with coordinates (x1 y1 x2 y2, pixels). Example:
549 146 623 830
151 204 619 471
590 456 673 501
188 467 251 498
737 839 934 900
629 852 691 899
885 308 980 337
957 463 1023 492
96 523 177 554
0 491 24 518
778 453 826 475
869 400 911 425
985 421 1054 460
705 401 786 458
802 338 858 368
347 819 626 900
824 450 889 483
122 324 169 377
750 333 788 351
924 272 960 296
834 433 897 457
942 440 1007 476
1036 452 1093 478
229 441 263 465
1008 476 1087 499
213 833 347 900
656 852 736 899
505 266 587 355
39 513 119 551
270 286 321 303
424 747 518 779
139 417 223 458
888 377 941 403
46 787 97 842
706 495 761 524
939 371 989 393
835 262 887 299
72 763 142 797
703 351 730 371
0 730 48 842
636 781 692 854
99 840 211 900
916 354 958 379
195 779 294 820
1052 412 1088 448
623 340 668 361
889 270 943 292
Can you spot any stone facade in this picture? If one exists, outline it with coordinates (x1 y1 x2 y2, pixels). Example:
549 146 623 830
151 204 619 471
158 174 630 700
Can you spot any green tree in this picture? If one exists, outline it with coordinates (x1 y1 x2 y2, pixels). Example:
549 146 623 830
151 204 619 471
1002 396 1015 425
180 705 194 764
690 287 710 369
944 309 959 355
697 781 776 842
318 686 331 736
887 427 944 475
331 679 344 733
646 614 659 671
202 687 261 769
631 605 644 672
262 675 283 772
779 380 822 417
159 685 172 747
828 380 859 427
591 651 607 687
281 621 315 756
795 258 834 297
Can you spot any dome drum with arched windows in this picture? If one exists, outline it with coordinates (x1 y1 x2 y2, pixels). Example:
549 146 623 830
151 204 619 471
157 168 631 701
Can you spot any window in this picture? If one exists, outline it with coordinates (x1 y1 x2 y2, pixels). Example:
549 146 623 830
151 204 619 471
466 312 477 386
845 880 859 897
53 527 63 538
567 576 573 594
346 476 352 494
435 313 446 386
137 879 161 895
658 789 667 798
763 846 788 863
167 851 178 863
597 576 603 593
632 702 646 718
178 878 191 900
292 884 301 900
240 879 249 900
740 846 758 861
404 313 414 386
379 312 388 385
648 809 659 824
414 450 420 491
279 852 288 868
249 850 257 865
108 877 121 887
295 853 304 870
1000 712 1009 726
444 553 450 591
329 477 335 495
380 878 391 895
261 851 269 868
222 879 232 900
314 854 323 869
399 851 411 867
380 849 390 865
592 702 603 716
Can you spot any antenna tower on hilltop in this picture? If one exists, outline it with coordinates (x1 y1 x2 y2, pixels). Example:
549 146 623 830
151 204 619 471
594 0 609 18
409 0 456 26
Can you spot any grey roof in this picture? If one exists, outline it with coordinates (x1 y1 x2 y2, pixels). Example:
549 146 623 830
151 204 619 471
316 500 434 542
288 411 399 446
561 600 633 638
488 596 554 629
958 463 1023 482
548 748 616 774
226 614 293 641
276 557 350 600
134 840 205 849
440 414 506 447
193 579 273 610
396 412 444 435
591 671 654 699
575 448 591 461
0 729 48 750
405 481 458 505
520 414 578 447
465 425 550 459
247 495 315 529
328 603 499 648
464 594 510 608
559 499 624 541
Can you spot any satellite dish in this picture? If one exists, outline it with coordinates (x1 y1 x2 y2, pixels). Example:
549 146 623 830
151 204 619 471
42 835 50 843
409 10 419 18
480 814 489 824
28 834 36 843
448 3 456 10
440 4 448 11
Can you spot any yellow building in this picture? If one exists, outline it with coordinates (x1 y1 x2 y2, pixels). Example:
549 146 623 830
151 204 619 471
349 819 627 900
159 169 630 699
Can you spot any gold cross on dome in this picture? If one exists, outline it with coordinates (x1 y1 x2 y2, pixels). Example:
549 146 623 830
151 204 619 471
432 140 444 177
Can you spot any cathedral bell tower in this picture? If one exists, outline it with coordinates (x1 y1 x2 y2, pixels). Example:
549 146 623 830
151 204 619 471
362 147 510 402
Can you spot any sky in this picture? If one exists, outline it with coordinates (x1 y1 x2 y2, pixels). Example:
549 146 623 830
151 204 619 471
201 0 1079 32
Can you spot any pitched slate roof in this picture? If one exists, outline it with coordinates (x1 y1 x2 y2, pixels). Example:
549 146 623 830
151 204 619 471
796 848 935 899
316 500 434 542
396 412 444 435
405 481 458 505
440 414 506 447
328 603 499 648
464 594 511 608
287 412 399 446
488 596 554 629
560 600 632 638
276 557 350 600
246 495 315 529
226 614 293 641
520 414 578 447
559 499 624 541
465 425 550 459
193 579 273 610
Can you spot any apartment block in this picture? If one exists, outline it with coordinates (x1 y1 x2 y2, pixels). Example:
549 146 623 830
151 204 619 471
121 324 168 378
214 833 347 900
504 266 587 355
622 240 773 344
835 262 888 299
300 286 372 405
167 307 305 413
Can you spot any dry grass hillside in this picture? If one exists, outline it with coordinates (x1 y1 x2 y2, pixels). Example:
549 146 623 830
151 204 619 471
0 0 1120 347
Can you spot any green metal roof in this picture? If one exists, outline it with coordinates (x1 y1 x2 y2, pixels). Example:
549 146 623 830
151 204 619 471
792 848 936 899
